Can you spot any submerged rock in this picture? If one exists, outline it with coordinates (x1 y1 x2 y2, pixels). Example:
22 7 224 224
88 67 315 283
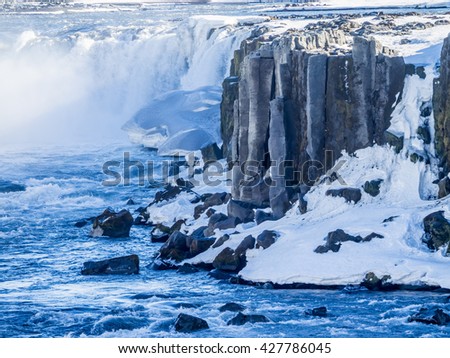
227 312 269 326
81 254 139 275
305 306 328 317
219 302 245 312
408 307 450 326
174 313 209 332
90 209 133 238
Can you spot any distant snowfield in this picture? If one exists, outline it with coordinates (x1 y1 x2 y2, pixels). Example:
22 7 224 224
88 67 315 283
320 0 450 8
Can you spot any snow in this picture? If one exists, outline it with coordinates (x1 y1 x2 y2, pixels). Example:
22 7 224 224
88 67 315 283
122 86 222 154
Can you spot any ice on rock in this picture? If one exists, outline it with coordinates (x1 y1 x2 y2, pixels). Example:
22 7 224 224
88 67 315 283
122 86 221 155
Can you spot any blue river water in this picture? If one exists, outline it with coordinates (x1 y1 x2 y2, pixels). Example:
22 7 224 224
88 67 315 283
0 145 449 338
0 2 450 338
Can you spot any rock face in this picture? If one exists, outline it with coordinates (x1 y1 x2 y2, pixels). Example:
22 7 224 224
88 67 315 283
223 29 405 214
81 254 139 275
90 209 134 238
434 34 450 174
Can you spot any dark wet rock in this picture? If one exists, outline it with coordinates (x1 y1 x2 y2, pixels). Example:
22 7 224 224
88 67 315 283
208 213 228 226
256 230 278 249
90 209 133 238
416 66 426 79
298 185 309 214
235 235 256 255
212 216 242 232
408 307 450 326
126 199 136 205
208 268 234 280
201 142 223 167
81 254 139 275
153 184 182 204
151 259 177 271
325 188 362 203
150 231 170 243
420 102 432 118
227 200 255 223
213 235 254 272
190 226 208 240
0 180 26 193
151 220 185 243
438 176 450 198
305 306 328 317
177 263 200 274
363 179 383 197
422 211 450 254
174 313 209 333
159 231 191 262
205 192 231 207
384 131 404 153
410 152 425 163
227 312 269 326
362 272 394 291
315 229 383 253
134 207 150 226
205 208 216 217
212 247 241 272
175 178 195 190
417 125 431 145
383 216 398 223
75 217 95 228
219 302 246 312
194 192 231 219
255 210 274 225
189 237 215 257
212 234 230 249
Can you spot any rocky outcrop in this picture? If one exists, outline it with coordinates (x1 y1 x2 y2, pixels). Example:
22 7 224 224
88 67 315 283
434 34 450 174
223 29 405 215
315 230 383 254
90 209 134 238
81 254 139 275
422 211 450 255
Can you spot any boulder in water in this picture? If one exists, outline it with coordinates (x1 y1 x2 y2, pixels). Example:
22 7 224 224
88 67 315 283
227 312 269 326
90 209 133 238
408 307 450 326
174 313 209 332
81 254 139 275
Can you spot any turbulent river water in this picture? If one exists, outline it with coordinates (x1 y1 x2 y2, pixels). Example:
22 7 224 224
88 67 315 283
1 3 450 338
